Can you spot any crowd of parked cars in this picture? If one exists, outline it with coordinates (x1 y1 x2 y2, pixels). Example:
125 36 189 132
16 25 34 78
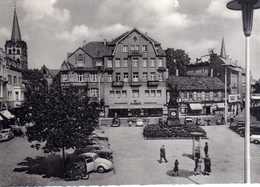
229 120 260 144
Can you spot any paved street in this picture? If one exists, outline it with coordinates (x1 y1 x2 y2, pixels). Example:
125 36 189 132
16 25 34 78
0 125 260 186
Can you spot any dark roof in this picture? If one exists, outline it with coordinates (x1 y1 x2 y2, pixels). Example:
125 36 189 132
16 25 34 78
83 41 113 57
168 76 224 91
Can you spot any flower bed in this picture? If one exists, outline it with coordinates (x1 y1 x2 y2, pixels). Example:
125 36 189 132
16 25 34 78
143 120 207 139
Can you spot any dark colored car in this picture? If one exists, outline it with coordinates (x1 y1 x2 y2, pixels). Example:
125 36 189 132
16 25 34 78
65 156 89 181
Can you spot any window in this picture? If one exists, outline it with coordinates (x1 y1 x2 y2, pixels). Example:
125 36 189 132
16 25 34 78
132 90 139 98
193 92 197 101
62 74 68 81
8 49 11 54
8 91 12 99
132 59 138 67
189 92 193 100
89 88 98 97
116 91 121 98
122 45 128 52
107 74 112 82
205 92 210 101
133 72 139 81
123 72 128 82
78 73 84 82
145 90 149 97
143 59 148 67
130 45 135 51
90 73 97 82
142 72 148 81
156 90 162 97
134 45 139 51
84 73 89 81
150 72 156 81
218 91 223 99
115 59 120 68
17 49 20 55
142 45 148 52
8 75 12 85
115 73 121 81
197 92 202 101
150 58 155 67
157 58 163 67
214 92 218 99
110 90 114 97
158 72 163 81
107 59 112 68
201 91 205 100
77 54 84 62
151 90 156 97
13 76 17 85
15 91 19 101
210 91 214 100
121 59 128 67
122 90 127 97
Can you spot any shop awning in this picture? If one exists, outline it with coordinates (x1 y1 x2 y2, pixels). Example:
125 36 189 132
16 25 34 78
0 110 15 119
217 103 225 109
189 103 203 110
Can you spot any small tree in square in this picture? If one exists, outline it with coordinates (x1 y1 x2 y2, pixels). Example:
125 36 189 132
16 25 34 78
23 82 99 173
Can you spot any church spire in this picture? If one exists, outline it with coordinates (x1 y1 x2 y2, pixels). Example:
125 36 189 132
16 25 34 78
11 6 22 42
220 37 227 59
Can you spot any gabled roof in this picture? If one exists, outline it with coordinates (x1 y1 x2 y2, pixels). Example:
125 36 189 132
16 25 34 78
83 41 113 57
168 76 224 91
60 61 73 71
41 65 60 77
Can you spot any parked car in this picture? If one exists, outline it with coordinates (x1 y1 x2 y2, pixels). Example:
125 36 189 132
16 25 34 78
78 152 113 173
65 156 89 181
0 128 14 142
250 134 260 144
184 117 193 125
74 144 113 160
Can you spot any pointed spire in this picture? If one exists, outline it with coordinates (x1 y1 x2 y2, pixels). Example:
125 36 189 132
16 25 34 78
220 37 227 59
11 5 22 42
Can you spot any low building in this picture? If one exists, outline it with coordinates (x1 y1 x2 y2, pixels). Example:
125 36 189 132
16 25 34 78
168 76 225 117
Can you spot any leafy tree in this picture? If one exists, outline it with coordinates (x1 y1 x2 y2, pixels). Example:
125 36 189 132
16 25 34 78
22 82 99 174
165 48 191 76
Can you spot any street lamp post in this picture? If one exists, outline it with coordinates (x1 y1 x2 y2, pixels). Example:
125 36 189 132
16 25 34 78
227 0 260 183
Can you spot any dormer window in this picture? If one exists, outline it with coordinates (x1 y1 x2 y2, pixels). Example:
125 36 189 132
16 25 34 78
77 54 84 62
17 49 20 55
8 49 12 54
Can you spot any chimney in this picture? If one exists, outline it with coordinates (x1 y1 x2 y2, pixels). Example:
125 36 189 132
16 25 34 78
176 69 179 76
210 68 214 77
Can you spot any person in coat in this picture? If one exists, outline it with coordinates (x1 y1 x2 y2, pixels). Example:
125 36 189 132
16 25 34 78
203 155 211 175
159 145 168 163
173 159 179 176
204 142 209 157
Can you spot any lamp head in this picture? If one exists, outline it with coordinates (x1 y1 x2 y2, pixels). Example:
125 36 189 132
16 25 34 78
227 0 260 36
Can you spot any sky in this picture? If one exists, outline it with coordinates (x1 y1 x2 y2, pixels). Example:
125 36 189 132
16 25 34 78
0 0 260 79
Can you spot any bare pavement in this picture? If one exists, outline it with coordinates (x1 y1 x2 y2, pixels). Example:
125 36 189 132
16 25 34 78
0 125 260 186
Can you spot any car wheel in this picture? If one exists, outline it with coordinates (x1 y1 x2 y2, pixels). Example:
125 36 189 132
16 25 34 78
97 166 105 173
254 140 260 144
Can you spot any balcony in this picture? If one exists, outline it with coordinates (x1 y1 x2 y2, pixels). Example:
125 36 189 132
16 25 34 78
128 50 142 57
157 66 167 72
147 80 159 87
130 78 142 87
112 81 124 87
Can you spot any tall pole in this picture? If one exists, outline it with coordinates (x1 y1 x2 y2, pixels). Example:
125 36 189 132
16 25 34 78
224 66 228 125
98 72 101 127
244 36 251 183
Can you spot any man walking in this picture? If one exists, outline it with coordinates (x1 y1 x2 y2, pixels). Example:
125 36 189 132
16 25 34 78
159 145 168 163
204 142 208 157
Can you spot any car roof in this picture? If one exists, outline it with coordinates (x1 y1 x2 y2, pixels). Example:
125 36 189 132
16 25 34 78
80 152 97 157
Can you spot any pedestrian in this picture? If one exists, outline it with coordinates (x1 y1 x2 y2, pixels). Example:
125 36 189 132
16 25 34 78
203 155 211 175
159 145 168 163
204 142 208 157
173 159 179 176
194 158 202 175
194 157 199 173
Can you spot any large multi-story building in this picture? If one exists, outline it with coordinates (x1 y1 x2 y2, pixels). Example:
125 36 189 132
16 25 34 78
60 28 168 117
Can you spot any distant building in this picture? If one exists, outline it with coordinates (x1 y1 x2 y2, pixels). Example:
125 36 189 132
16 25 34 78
186 38 245 115
40 65 60 90
168 76 225 116
60 28 168 117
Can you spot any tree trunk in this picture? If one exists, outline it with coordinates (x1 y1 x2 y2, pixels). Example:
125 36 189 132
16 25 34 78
62 146 66 177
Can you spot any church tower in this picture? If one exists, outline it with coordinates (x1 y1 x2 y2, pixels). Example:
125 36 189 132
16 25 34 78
5 7 28 70
220 37 227 60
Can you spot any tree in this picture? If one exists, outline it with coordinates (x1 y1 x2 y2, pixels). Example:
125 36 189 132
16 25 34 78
165 48 191 76
22 82 99 174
